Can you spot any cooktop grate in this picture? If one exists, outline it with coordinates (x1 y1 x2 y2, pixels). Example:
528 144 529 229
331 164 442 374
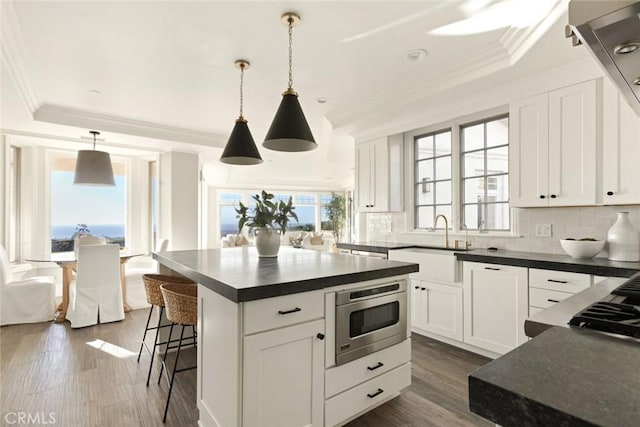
568 301 640 338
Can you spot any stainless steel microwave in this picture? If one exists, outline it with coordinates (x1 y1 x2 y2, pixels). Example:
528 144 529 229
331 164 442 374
335 280 407 365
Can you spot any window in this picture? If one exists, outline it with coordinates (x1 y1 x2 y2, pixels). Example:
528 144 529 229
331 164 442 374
217 190 339 239
412 112 510 232
50 155 127 252
461 116 509 231
414 129 452 229
219 193 243 237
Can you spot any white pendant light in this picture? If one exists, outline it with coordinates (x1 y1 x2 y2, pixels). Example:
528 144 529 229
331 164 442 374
263 12 317 152
220 59 263 165
73 131 115 186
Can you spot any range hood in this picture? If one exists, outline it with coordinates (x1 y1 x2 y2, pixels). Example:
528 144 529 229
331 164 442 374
567 0 640 116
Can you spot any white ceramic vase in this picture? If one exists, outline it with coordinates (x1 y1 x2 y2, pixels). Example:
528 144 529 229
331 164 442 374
607 211 640 262
255 228 281 258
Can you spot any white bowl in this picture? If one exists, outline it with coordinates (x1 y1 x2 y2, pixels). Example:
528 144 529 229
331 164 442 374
560 239 605 258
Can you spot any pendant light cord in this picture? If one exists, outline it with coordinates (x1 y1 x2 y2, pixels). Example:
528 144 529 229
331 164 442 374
239 63 245 119
288 17 294 90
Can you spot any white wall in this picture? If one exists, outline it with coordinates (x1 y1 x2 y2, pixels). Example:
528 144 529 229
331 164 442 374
159 151 200 251
0 136 7 248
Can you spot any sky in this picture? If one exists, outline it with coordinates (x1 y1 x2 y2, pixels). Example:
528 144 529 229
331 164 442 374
51 171 126 225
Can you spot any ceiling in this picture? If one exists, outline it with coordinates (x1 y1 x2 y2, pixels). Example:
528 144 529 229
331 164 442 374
0 0 588 189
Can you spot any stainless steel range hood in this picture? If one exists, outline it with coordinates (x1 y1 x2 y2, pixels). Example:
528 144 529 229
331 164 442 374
567 0 640 116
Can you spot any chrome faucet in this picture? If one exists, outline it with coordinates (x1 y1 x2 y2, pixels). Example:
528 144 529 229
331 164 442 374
434 214 450 249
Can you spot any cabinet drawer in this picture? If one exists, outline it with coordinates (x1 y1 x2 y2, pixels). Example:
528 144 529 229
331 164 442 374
325 362 411 427
529 269 591 293
243 290 324 335
529 287 574 309
325 339 410 398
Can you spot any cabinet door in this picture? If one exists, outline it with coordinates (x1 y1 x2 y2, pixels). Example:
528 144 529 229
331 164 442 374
410 280 428 331
369 137 389 212
602 78 640 204
355 143 372 211
243 319 325 427
422 281 463 341
509 93 549 207
463 262 528 355
548 80 598 206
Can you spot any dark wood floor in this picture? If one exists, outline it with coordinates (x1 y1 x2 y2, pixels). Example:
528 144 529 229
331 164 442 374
1 310 491 426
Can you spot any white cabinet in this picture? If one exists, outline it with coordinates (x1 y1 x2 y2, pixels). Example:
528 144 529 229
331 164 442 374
355 135 403 212
243 318 325 427
602 77 640 204
510 80 598 207
411 279 463 341
462 262 528 355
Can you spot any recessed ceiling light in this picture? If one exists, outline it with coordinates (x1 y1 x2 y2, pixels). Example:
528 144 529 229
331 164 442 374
316 97 329 104
405 49 427 62
90 89 101 94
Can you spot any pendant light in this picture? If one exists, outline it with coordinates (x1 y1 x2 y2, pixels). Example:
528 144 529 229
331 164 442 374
73 131 115 186
263 12 317 152
220 60 263 165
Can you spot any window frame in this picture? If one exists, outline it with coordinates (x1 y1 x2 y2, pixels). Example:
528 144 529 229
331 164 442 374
404 106 515 236
460 113 510 232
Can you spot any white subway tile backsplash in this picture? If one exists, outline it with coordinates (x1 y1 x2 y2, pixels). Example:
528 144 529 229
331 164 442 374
366 205 640 255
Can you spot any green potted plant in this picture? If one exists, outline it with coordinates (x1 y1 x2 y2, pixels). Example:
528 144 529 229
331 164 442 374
324 192 346 251
236 191 298 257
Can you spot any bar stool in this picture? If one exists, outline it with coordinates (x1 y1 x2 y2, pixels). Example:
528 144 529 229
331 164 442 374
159 282 198 423
137 274 195 386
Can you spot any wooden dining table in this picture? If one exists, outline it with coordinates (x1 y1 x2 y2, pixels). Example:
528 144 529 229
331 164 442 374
28 251 142 322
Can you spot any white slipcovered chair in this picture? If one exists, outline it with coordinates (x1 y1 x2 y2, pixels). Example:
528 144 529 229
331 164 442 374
0 245 56 326
74 234 106 258
67 244 124 328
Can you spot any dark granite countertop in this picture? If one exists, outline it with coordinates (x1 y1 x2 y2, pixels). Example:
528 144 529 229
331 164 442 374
455 248 640 278
153 247 418 303
469 326 640 427
336 241 416 254
336 241 470 254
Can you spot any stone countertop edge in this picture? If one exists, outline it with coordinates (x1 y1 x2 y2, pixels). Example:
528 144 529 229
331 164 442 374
454 249 640 278
153 249 419 303
468 326 640 427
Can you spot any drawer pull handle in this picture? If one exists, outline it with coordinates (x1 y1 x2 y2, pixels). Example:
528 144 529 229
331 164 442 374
367 362 384 371
421 287 426 291
484 267 501 271
547 279 568 284
278 307 302 315
367 388 384 398
547 299 560 303
414 286 420 289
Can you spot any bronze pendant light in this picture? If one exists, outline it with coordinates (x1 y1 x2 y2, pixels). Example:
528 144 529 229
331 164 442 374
73 130 116 186
263 12 317 152
220 60 263 165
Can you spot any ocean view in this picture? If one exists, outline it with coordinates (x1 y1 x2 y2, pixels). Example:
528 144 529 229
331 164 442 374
51 224 125 239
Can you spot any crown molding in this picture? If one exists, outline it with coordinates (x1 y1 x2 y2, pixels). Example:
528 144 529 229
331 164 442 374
33 104 227 148
0 1 41 113
327 0 569 134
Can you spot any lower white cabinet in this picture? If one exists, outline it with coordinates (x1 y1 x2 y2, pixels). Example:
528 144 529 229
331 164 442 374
411 279 463 341
462 262 529 355
243 318 325 427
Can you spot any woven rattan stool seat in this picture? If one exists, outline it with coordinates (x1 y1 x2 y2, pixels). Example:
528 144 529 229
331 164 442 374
160 283 197 326
142 274 195 307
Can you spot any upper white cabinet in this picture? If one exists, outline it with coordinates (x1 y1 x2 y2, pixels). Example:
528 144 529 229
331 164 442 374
510 80 598 207
602 77 640 204
355 135 403 212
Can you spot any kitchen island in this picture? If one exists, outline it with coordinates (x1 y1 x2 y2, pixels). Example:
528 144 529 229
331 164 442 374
154 247 418 427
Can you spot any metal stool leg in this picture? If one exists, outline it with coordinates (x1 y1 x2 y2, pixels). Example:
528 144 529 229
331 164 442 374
137 305 154 363
146 306 164 387
158 321 175 384
163 325 185 423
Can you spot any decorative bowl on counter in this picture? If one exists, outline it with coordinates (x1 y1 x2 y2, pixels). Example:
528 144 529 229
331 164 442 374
560 239 605 258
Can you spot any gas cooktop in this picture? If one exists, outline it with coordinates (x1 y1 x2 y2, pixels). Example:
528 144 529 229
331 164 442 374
569 275 640 339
